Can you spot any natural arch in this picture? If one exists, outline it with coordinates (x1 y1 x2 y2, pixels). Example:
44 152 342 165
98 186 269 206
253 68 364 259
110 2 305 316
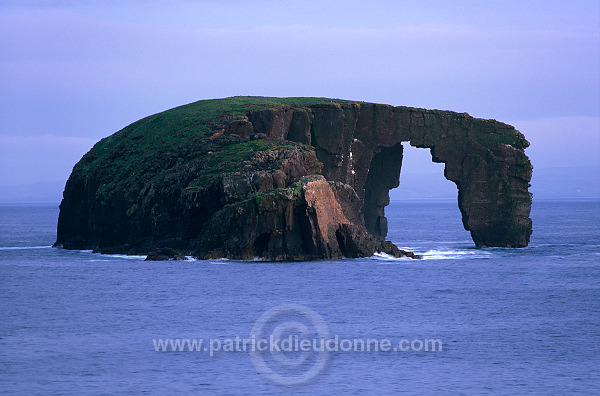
248 101 533 247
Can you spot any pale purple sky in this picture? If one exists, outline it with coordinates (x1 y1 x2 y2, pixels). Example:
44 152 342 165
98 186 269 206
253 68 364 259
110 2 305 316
1 0 598 186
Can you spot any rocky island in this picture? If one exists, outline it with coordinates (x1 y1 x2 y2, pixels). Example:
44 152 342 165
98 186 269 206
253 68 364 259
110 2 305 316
55 97 533 260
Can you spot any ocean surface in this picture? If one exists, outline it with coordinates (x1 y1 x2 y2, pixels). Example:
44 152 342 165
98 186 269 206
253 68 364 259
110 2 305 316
1 200 599 395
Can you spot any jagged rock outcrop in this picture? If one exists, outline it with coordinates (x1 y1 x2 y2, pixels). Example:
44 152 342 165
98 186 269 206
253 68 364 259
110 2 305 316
194 175 417 260
55 97 533 259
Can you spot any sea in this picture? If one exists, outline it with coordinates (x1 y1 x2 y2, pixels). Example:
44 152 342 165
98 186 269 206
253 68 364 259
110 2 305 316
1 199 599 395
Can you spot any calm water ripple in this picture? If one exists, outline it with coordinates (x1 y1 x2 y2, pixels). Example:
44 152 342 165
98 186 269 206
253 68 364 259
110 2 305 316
1 201 599 394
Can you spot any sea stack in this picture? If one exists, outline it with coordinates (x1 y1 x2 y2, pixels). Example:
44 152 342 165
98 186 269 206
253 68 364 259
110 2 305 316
55 97 533 260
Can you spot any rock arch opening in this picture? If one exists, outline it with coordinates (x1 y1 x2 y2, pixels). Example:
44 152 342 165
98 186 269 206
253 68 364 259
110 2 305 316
391 144 456 201
385 144 472 245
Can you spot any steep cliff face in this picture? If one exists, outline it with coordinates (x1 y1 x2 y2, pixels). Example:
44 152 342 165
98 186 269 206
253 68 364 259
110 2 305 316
229 102 533 247
56 96 533 259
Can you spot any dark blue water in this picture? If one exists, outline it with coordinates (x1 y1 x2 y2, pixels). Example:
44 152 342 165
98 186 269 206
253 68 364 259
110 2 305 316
1 200 599 395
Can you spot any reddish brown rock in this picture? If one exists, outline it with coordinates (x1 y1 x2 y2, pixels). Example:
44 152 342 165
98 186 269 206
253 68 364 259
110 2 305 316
228 102 533 248
193 176 413 260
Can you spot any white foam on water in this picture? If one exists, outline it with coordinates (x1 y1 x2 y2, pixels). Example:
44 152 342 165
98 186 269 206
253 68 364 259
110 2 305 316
419 249 492 260
42 246 493 262
370 252 413 261
373 243 495 261
102 254 147 260
206 258 231 264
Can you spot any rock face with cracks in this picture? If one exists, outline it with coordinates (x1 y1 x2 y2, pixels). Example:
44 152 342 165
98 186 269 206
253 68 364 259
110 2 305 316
55 97 533 260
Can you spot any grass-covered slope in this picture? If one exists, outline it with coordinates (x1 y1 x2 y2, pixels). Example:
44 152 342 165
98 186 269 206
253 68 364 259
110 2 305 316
58 97 343 253
75 96 348 183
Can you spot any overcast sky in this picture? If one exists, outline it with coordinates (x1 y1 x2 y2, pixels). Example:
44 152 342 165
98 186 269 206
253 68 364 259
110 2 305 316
1 0 598 187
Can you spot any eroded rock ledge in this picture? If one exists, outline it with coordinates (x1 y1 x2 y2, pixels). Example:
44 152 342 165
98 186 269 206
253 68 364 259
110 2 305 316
55 97 532 260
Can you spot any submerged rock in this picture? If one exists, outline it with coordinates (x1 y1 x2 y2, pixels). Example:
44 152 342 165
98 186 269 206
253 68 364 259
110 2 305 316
145 248 188 261
55 97 532 260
